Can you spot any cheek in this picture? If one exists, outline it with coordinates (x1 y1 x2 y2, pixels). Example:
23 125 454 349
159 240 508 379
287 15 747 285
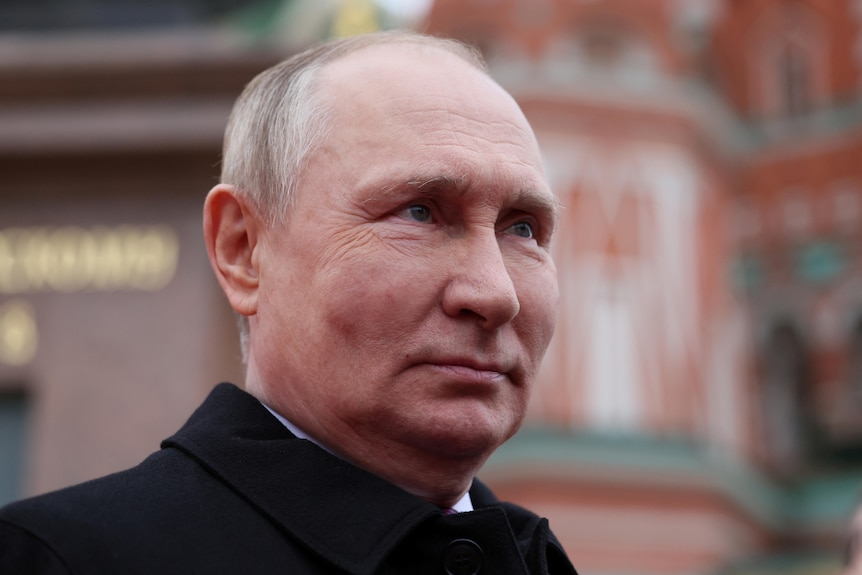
515 268 560 357
314 257 425 343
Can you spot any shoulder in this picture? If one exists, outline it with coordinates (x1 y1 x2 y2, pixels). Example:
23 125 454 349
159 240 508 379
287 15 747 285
0 439 319 574
0 447 214 574
0 520 72 575
1 446 198 527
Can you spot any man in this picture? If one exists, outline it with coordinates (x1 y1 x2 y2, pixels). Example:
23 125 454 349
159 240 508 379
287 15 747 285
0 31 575 574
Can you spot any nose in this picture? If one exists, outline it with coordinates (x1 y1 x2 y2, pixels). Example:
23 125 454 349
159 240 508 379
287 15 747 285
442 230 520 330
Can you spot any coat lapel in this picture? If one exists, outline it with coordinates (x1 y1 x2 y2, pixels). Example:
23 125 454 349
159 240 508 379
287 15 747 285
161 383 440 574
162 383 576 575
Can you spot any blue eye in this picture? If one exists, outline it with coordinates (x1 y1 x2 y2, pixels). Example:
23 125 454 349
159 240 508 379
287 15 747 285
507 221 534 238
402 204 432 223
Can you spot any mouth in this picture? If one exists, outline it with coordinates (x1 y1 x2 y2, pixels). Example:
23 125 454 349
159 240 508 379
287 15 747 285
422 358 511 385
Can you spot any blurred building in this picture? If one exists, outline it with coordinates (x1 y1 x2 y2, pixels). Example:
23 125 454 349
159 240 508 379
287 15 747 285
422 0 862 573
0 0 278 501
1 0 861 573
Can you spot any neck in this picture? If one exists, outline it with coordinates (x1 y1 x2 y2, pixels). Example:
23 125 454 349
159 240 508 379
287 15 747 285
255 404 479 507
243 361 487 508
339 437 480 508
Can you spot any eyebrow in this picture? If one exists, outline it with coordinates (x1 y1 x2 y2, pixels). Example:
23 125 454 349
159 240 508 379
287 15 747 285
361 175 464 207
379 175 467 198
511 187 562 232
364 174 562 230
407 175 464 191
375 174 560 221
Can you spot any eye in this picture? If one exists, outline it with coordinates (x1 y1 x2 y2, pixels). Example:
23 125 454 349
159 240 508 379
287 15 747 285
505 221 534 239
398 204 433 223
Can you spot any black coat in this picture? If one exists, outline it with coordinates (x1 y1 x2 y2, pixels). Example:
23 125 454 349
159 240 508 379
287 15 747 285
0 383 577 575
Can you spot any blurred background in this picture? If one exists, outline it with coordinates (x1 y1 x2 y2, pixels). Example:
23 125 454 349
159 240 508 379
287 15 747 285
1 0 862 573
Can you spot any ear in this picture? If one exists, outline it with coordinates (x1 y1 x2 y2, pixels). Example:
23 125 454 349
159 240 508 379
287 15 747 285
203 184 261 317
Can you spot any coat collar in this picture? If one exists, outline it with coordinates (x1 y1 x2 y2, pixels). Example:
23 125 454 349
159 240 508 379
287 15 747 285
161 383 575 575
162 383 447 574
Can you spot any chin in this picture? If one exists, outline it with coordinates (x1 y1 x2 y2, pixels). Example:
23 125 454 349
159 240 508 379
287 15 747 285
416 415 517 461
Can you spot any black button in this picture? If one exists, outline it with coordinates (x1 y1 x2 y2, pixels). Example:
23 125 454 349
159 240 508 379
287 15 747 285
444 538 483 575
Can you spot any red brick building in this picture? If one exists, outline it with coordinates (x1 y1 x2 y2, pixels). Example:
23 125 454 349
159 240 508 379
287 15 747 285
424 0 862 572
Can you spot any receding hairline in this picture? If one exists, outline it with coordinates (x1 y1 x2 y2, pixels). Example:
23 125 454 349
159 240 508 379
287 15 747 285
313 39 495 106
295 34 491 130
220 31 488 210
303 30 487 74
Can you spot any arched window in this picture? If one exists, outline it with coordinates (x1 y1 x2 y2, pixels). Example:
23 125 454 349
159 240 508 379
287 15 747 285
818 317 862 454
731 200 761 244
782 188 810 238
760 322 814 473
779 42 811 117
578 22 659 80
543 17 661 87
582 26 626 66
748 2 826 118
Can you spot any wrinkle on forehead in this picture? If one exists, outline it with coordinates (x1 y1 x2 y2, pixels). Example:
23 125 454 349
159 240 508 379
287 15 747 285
319 43 540 149
315 42 556 217
390 109 538 151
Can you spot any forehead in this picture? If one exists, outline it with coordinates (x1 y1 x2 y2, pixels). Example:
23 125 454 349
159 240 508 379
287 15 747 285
313 43 548 190
323 45 532 136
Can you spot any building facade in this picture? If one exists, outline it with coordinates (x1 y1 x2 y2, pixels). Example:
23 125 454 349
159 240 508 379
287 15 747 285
422 0 862 572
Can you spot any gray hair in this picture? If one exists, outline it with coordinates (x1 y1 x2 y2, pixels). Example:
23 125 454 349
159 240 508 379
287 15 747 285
219 31 487 364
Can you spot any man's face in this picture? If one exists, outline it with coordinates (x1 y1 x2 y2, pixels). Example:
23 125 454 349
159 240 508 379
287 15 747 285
251 44 559 467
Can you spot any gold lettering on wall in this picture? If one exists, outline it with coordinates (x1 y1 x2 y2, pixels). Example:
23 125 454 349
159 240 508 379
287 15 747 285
0 299 37 366
0 225 179 294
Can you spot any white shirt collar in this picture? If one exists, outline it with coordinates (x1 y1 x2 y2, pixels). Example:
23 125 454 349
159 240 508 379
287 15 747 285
260 402 474 513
